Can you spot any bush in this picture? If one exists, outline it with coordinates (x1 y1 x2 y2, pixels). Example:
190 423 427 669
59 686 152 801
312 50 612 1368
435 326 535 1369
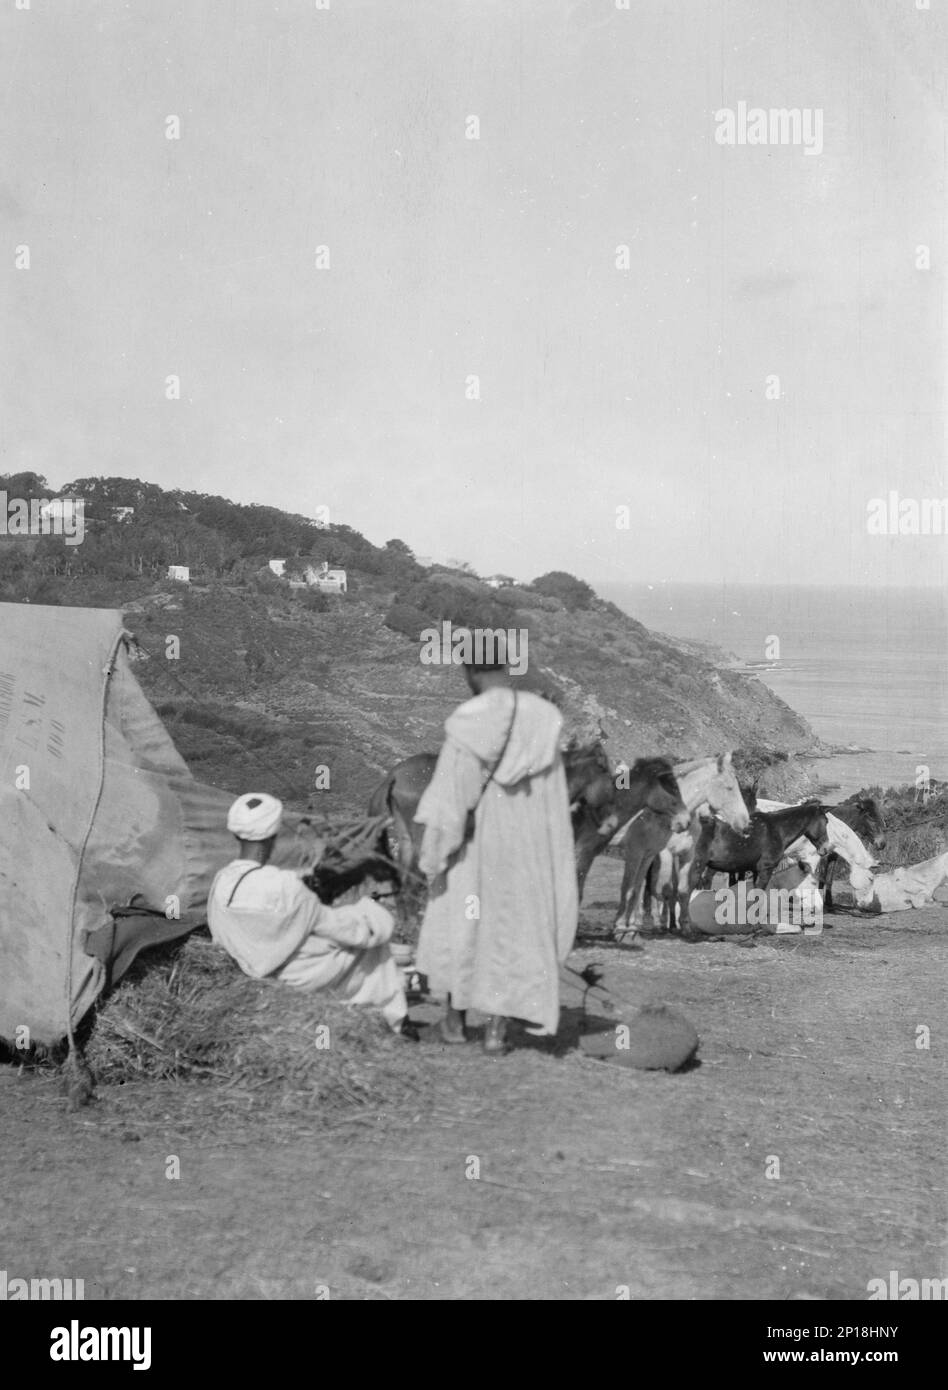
26 577 65 605
251 569 283 594
491 584 552 612
399 577 510 631
530 570 597 612
384 601 430 639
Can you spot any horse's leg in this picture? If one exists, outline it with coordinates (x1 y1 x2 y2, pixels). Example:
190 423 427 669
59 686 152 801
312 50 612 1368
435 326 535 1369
679 849 706 932
614 849 635 934
643 854 661 928
642 855 656 926
628 849 653 930
821 852 837 912
662 859 677 930
615 837 648 936
574 820 602 904
661 882 675 931
755 858 775 890
656 852 671 931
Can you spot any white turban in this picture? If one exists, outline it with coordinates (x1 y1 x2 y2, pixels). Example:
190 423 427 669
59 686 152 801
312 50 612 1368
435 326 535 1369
227 792 283 841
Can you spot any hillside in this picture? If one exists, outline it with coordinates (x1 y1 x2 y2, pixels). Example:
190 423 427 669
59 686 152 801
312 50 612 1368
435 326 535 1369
0 473 818 810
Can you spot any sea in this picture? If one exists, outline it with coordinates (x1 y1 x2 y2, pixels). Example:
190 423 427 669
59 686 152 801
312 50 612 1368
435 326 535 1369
596 582 948 799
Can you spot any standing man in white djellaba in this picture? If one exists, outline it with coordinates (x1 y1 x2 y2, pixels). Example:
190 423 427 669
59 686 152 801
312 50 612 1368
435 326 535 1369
414 655 579 1054
208 792 418 1039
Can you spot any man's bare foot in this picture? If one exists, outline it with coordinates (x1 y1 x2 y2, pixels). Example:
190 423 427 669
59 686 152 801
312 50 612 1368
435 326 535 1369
483 1015 508 1054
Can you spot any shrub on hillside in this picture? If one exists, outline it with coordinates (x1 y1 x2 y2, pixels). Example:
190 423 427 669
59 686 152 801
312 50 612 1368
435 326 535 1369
530 570 596 612
384 601 430 640
598 598 629 621
251 569 283 594
732 746 789 784
875 783 948 865
516 667 561 705
399 577 510 631
491 584 558 612
26 576 65 605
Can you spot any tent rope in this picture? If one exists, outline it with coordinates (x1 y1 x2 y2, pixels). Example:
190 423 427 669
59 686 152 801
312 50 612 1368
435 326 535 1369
63 629 127 1068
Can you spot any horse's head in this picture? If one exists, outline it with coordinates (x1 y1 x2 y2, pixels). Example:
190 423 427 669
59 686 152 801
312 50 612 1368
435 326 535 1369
564 740 614 813
706 751 752 832
805 802 831 854
629 756 690 832
848 863 880 912
852 795 887 850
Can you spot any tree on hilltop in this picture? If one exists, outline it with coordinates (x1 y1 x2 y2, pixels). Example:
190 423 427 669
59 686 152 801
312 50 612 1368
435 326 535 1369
0 471 51 498
530 570 597 611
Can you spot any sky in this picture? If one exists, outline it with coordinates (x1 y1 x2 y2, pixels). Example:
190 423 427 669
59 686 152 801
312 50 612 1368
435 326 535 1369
1 0 946 588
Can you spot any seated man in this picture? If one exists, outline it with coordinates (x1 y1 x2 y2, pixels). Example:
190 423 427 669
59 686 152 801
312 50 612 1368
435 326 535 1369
208 792 417 1039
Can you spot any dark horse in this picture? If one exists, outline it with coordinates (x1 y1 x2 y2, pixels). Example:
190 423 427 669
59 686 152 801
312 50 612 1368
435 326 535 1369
367 750 439 875
689 801 831 893
820 794 886 909
367 742 687 903
571 754 688 901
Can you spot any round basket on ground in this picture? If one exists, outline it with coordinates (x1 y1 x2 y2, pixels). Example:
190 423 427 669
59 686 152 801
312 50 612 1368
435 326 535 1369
686 888 755 934
579 1003 699 1072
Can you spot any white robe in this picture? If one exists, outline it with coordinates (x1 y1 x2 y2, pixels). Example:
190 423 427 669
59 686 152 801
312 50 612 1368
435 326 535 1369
414 686 578 1035
208 861 407 1027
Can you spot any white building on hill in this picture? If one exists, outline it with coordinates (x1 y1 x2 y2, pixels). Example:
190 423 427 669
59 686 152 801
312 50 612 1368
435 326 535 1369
305 561 347 593
38 498 84 529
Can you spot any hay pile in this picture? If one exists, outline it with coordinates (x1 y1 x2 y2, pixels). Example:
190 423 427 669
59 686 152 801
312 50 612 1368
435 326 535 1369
84 932 427 1120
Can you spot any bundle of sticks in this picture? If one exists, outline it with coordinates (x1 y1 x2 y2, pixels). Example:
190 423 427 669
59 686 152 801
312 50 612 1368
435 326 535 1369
297 812 403 904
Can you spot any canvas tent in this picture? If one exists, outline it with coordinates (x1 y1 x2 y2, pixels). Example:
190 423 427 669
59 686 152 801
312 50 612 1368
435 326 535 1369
0 603 309 1048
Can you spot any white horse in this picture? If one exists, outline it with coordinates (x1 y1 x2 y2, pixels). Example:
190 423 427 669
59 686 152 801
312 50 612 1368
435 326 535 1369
849 852 948 912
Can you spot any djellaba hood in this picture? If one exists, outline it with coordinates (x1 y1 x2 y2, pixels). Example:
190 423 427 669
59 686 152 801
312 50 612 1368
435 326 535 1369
444 686 563 785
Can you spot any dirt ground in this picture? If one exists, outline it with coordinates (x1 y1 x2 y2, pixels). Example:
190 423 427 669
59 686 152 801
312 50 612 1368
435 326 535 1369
3 857 946 1301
